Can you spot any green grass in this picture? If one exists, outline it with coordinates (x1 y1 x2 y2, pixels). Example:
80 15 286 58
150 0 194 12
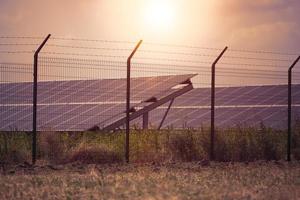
1 122 300 164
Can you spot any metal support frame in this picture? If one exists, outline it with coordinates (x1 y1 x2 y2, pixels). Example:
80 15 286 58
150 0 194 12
104 83 193 132
287 56 300 162
143 112 149 129
32 34 51 165
210 46 228 160
158 98 174 130
126 40 143 163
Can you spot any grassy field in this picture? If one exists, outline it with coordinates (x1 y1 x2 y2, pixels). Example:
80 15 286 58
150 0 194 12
1 161 300 199
1 122 300 164
1 124 300 199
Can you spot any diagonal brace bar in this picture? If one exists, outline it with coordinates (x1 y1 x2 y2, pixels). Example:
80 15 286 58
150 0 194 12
158 99 174 130
103 83 193 131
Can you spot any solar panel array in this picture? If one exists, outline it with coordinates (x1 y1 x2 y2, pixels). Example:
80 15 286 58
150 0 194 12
1 77 299 131
0 74 194 131
134 84 300 129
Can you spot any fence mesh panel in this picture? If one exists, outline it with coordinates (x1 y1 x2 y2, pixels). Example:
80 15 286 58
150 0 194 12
0 36 300 164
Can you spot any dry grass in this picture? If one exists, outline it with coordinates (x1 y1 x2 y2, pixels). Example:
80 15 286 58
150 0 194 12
67 144 123 164
0 161 300 199
38 131 66 164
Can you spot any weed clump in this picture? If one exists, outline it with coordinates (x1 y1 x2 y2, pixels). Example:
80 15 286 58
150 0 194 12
0 132 31 164
167 130 203 161
68 144 122 164
38 132 66 164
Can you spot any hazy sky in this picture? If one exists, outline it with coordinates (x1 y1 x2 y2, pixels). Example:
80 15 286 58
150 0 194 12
0 0 300 51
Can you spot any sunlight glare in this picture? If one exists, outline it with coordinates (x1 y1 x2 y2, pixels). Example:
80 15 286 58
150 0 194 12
144 0 176 31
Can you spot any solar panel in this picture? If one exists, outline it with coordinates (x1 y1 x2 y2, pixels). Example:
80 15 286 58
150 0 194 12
0 74 195 131
173 85 300 106
129 85 300 129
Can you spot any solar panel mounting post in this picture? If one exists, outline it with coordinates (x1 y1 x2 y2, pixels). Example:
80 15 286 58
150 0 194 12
126 40 143 163
158 99 175 130
32 34 51 165
143 112 149 130
288 56 300 162
211 46 228 161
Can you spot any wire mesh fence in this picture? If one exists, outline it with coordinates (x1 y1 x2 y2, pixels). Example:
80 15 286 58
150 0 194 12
0 35 300 164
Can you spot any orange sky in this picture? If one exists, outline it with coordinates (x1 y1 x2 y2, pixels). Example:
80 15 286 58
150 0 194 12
0 0 299 51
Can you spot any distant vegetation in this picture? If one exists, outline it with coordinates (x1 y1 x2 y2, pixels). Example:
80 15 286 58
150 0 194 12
1 122 300 164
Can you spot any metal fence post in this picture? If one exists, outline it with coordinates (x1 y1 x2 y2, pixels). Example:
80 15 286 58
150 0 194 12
287 56 300 162
32 34 51 165
210 46 228 160
126 40 143 163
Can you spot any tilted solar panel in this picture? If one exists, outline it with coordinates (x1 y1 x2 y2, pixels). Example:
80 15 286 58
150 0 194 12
0 74 195 131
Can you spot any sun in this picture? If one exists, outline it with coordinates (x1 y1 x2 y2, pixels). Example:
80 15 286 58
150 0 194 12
144 0 176 31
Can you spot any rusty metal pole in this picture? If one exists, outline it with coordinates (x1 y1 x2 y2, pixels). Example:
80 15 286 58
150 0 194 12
211 46 228 160
287 56 300 162
32 34 51 165
126 40 142 163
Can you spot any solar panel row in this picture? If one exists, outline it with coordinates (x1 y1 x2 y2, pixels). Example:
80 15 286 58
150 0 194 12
0 74 196 131
132 106 299 129
1 75 299 131
173 85 300 106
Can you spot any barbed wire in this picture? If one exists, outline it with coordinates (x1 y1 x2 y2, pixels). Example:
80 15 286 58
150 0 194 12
46 44 132 51
144 42 300 56
0 36 44 40
15 43 293 63
51 37 135 44
218 62 288 68
41 51 127 58
0 50 34 54
0 35 298 55
222 55 292 62
228 48 299 56
0 43 40 46
143 42 224 51
138 50 218 57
